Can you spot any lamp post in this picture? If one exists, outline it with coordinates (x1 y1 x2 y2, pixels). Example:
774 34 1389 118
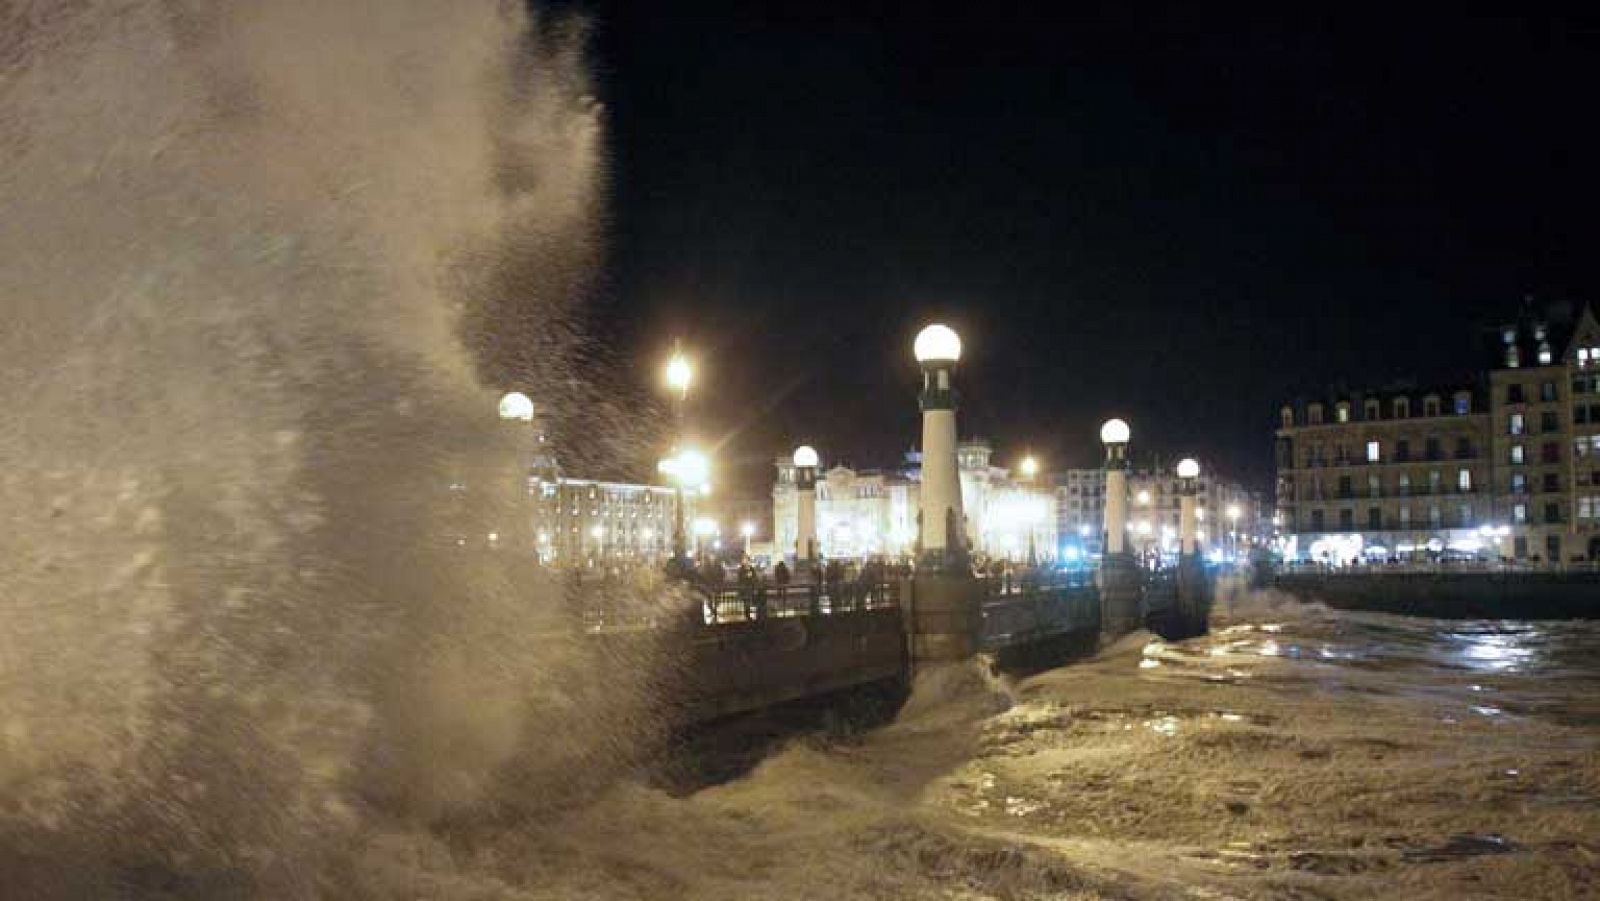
740 520 756 558
793 444 820 568
1019 454 1040 567
662 346 695 565
915 324 965 570
1098 418 1140 638
1177 458 1201 558
1100 419 1131 556
658 447 709 566
1226 503 1242 560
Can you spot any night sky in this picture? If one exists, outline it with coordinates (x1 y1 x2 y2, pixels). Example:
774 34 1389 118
551 4 1597 499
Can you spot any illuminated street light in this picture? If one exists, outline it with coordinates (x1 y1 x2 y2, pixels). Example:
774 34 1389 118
1099 418 1131 446
914 324 964 568
1100 418 1131 559
1019 455 1039 480
793 444 820 468
1137 490 1152 505
913 323 962 363
1176 458 1200 558
665 349 693 401
741 520 756 556
497 391 534 422
659 445 711 564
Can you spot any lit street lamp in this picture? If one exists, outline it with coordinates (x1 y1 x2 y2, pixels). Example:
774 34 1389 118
661 342 699 568
1018 454 1040 566
741 520 756 557
1226 503 1242 558
665 348 693 404
659 446 711 564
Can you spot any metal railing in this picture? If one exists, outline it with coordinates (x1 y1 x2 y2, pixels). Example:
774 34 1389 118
566 576 903 632
700 579 901 625
1277 560 1600 576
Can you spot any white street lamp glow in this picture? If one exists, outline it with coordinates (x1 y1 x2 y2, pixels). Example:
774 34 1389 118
1019 455 1039 479
793 444 820 468
498 391 534 421
1176 458 1201 479
692 517 718 537
658 447 711 489
1099 418 1131 445
913 323 962 363
740 521 756 538
590 524 605 540
1137 490 1151 505
665 352 693 398
1226 504 1241 522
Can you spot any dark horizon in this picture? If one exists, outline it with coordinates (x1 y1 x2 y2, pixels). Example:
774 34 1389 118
530 5 1598 499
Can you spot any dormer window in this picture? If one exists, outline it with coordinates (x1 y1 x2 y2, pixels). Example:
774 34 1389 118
1581 348 1591 369
1424 395 1441 417
1336 402 1351 423
1364 399 1380 421
1507 346 1521 368
1280 405 1294 428
1394 397 1411 418
1538 342 1553 366
1308 403 1324 425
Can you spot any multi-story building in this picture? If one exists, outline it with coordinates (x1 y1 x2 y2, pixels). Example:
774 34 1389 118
1275 301 1600 563
1055 466 1264 559
487 392 698 568
771 439 1055 561
1275 386 1491 562
1487 304 1600 561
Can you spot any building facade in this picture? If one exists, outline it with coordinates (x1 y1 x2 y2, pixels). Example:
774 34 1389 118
1275 302 1600 563
771 439 1055 561
487 396 699 567
1275 387 1492 563
1055 466 1264 560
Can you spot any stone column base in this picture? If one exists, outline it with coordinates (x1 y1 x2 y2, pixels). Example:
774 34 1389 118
1098 552 1142 641
906 573 982 664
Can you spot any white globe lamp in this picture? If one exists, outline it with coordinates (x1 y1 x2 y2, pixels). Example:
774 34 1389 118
913 324 962 364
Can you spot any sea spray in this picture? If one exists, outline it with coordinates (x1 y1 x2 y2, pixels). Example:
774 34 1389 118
0 2 632 894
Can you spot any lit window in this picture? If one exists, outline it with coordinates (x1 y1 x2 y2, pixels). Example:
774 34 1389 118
1366 440 1380 463
1458 469 1471 492
1511 445 1525 464
1582 349 1592 368
1336 404 1350 423
1513 503 1528 524
1455 395 1471 415
1539 347 1553 365
1510 413 1525 435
